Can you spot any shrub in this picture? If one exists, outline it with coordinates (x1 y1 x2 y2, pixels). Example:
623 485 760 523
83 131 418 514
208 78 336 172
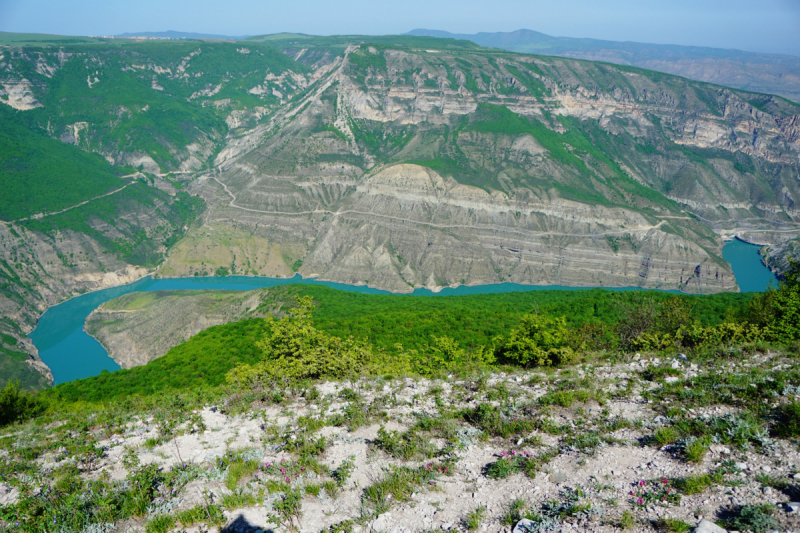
463 506 486 531
774 401 800 437
682 437 710 463
723 504 778 533
500 498 529 527
269 488 304 533
146 514 176 533
656 518 691 533
673 474 713 495
226 296 370 385
614 293 669 349
498 314 574 367
653 427 677 447
463 403 536 438
768 257 800 343
619 510 636 529
0 380 46 426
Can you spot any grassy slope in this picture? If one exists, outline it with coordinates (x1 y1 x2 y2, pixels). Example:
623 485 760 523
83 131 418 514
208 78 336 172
0 105 127 221
50 285 754 402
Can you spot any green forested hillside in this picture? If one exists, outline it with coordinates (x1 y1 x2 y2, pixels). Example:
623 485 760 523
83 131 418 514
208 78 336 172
50 285 756 402
3 40 307 171
0 105 127 220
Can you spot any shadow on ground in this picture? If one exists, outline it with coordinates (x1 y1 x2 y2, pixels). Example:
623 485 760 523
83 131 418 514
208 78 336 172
221 514 274 533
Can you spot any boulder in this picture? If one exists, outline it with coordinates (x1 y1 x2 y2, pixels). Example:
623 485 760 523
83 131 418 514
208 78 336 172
512 519 537 533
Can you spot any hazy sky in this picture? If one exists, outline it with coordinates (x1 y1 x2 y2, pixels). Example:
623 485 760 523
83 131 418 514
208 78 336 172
2 0 799 56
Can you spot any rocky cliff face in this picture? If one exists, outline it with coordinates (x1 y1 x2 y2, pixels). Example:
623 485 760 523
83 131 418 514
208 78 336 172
162 42 800 294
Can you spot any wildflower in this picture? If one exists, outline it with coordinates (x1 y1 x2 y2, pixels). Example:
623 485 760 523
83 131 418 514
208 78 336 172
639 480 646 486
637 497 644 505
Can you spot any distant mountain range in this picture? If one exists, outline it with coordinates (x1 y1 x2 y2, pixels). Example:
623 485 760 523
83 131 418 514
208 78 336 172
408 29 800 103
115 30 249 40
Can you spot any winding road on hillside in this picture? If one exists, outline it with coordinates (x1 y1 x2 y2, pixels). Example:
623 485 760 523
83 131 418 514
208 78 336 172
209 176 677 240
3 173 151 224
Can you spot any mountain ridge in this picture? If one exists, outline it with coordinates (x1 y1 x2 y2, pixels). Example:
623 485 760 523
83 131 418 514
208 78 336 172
407 28 800 103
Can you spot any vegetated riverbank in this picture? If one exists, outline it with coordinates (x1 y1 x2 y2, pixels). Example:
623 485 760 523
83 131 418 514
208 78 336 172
27 240 779 386
83 285 756 378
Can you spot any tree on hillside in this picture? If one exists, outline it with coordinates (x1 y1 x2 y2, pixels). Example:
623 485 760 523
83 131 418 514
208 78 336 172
769 257 800 342
227 296 369 385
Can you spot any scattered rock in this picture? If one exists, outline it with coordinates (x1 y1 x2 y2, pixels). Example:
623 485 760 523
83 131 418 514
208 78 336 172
372 512 392 532
786 502 800 514
550 472 567 484
762 486 774 496
512 518 537 533
761 465 772 473
735 462 748 470
695 519 727 533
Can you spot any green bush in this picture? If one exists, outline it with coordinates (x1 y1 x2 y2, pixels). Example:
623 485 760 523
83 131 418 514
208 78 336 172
673 474 713 495
145 514 176 533
498 314 574 367
463 404 536 438
463 506 486 531
768 258 800 343
683 437 710 463
653 427 677 447
723 504 778 533
227 296 369 384
774 401 800 437
0 380 46 426
630 322 770 352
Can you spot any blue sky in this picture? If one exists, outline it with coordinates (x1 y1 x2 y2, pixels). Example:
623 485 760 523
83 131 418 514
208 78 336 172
2 0 799 56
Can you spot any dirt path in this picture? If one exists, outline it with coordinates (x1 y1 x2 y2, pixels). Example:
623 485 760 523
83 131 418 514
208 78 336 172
11 181 134 223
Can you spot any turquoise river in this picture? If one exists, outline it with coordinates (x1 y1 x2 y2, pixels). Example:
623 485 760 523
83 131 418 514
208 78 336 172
30 239 776 384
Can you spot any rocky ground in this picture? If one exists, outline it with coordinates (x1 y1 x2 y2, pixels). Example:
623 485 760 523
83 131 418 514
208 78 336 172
1 351 799 533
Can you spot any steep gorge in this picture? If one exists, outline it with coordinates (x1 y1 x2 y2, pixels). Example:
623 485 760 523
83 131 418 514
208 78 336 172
163 40 800 294
2 35 800 387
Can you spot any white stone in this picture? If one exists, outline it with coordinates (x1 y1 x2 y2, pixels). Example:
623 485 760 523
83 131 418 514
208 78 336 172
373 512 392 532
695 519 727 533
